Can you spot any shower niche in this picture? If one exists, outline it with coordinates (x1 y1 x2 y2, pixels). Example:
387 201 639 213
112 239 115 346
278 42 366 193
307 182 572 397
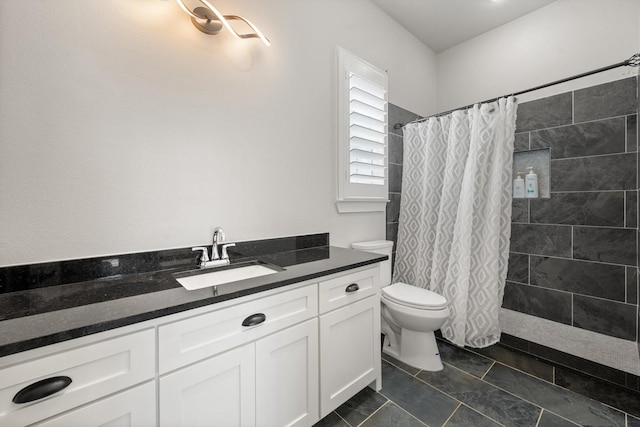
512 148 550 199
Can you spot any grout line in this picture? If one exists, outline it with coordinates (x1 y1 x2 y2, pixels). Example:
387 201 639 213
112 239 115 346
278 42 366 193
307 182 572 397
513 221 629 230
440 403 462 427
570 293 574 326
523 114 631 134
481 361 496 381
571 91 575 125
376 390 429 427
625 267 628 304
509 280 633 304
546 189 630 193
353 401 388 427
551 151 635 161
334 410 352 427
534 408 544 427
626 115 629 153
570 225 574 259
624 190 627 227
509 251 633 268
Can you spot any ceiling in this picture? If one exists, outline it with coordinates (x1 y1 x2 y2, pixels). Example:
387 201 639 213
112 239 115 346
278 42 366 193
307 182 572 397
370 0 557 53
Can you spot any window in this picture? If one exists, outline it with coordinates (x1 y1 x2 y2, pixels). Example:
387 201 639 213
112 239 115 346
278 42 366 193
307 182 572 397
336 46 389 213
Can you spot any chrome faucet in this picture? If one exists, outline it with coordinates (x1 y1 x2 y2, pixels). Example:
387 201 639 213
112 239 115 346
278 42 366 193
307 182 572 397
211 227 225 260
192 227 236 268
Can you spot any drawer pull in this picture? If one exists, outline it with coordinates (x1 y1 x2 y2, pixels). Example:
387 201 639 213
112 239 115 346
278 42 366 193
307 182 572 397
242 313 266 327
345 283 360 293
13 376 72 404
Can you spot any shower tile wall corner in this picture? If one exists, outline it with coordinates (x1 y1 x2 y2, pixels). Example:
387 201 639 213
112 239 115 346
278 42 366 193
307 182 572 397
387 104 419 261
508 76 639 348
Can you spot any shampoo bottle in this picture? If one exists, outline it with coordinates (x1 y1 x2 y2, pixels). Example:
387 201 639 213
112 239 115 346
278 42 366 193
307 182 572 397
513 172 525 198
525 166 539 198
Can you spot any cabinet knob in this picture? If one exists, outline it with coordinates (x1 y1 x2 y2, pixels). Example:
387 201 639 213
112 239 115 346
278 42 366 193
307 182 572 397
242 313 267 327
12 376 72 404
345 283 360 293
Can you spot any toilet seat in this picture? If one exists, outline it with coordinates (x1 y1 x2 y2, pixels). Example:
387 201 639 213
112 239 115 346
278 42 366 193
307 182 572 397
382 282 448 310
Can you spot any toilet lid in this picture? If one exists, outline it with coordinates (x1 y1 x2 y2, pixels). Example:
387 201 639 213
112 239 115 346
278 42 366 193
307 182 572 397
382 282 448 310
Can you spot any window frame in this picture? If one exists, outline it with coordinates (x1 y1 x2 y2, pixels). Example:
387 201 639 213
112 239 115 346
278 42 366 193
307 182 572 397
335 46 389 213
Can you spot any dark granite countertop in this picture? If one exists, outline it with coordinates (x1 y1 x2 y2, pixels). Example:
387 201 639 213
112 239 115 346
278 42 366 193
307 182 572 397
0 246 385 357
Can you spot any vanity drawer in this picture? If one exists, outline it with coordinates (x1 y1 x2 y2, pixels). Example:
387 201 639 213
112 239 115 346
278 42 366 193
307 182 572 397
0 329 155 427
159 283 318 374
319 267 378 314
33 381 156 427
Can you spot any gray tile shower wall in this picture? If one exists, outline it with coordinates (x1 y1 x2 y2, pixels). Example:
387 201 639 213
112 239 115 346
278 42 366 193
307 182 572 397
386 104 418 259
508 76 639 344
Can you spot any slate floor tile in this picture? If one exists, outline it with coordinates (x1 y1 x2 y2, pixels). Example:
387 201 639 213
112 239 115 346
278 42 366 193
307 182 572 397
443 404 502 427
436 340 494 378
628 414 640 427
379 361 458 426
417 363 541 426
360 402 425 427
381 352 421 376
335 386 388 427
537 410 580 427
313 411 349 427
471 343 554 382
554 368 640 418
483 363 626 427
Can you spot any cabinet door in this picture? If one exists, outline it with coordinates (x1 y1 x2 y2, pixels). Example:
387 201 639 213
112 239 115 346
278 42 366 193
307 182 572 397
33 381 156 427
256 319 319 427
319 295 380 417
160 343 256 427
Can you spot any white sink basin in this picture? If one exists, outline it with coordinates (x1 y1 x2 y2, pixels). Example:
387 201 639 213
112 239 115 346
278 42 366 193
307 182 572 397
175 263 282 291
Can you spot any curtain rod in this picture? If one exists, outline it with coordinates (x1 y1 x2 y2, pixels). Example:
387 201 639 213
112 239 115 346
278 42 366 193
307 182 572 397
394 53 640 130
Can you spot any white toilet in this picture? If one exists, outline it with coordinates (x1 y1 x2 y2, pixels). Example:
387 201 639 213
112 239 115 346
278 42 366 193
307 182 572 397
352 240 450 371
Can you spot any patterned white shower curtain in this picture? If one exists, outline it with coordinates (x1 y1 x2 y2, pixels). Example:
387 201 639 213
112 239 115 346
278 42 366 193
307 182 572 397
393 97 517 348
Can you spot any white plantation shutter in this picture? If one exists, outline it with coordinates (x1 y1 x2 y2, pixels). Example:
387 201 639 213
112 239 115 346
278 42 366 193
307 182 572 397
336 47 388 213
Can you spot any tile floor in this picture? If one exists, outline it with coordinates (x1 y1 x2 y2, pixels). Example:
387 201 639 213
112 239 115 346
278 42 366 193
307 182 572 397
314 340 640 427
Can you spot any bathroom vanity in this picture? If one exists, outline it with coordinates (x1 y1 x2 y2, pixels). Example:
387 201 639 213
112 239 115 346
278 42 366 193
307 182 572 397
0 242 384 427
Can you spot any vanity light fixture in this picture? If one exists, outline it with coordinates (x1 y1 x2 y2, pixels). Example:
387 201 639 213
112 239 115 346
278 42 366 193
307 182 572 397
175 0 271 46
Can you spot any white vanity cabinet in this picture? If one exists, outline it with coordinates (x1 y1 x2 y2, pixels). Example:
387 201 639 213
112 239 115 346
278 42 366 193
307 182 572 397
318 268 381 417
0 329 156 427
158 283 319 427
0 262 382 427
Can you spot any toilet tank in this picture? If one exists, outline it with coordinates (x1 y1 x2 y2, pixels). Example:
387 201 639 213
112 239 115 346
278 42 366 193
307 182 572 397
352 240 393 287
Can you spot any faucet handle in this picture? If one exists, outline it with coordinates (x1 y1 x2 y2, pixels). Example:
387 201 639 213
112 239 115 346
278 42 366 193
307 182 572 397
221 243 236 260
192 247 210 264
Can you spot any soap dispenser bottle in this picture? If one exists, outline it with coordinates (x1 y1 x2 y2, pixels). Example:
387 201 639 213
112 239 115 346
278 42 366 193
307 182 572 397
525 166 539 198
513 172 525 198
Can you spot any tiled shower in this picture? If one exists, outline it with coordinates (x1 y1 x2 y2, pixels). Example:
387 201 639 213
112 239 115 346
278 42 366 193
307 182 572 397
385 76 640 414
506 77 638 345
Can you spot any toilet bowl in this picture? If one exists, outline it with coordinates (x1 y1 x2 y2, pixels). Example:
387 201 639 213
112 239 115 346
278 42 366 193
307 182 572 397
352 241 450 372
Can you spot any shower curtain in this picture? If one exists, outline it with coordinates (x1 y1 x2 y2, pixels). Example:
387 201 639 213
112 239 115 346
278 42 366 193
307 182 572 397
393 97 517 348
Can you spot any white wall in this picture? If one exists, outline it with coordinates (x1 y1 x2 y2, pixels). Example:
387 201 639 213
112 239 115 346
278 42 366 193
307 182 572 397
0 0 437 266
437 0 640 111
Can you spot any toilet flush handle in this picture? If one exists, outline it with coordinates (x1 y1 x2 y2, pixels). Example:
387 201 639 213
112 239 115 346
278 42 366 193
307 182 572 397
345 283 360 293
